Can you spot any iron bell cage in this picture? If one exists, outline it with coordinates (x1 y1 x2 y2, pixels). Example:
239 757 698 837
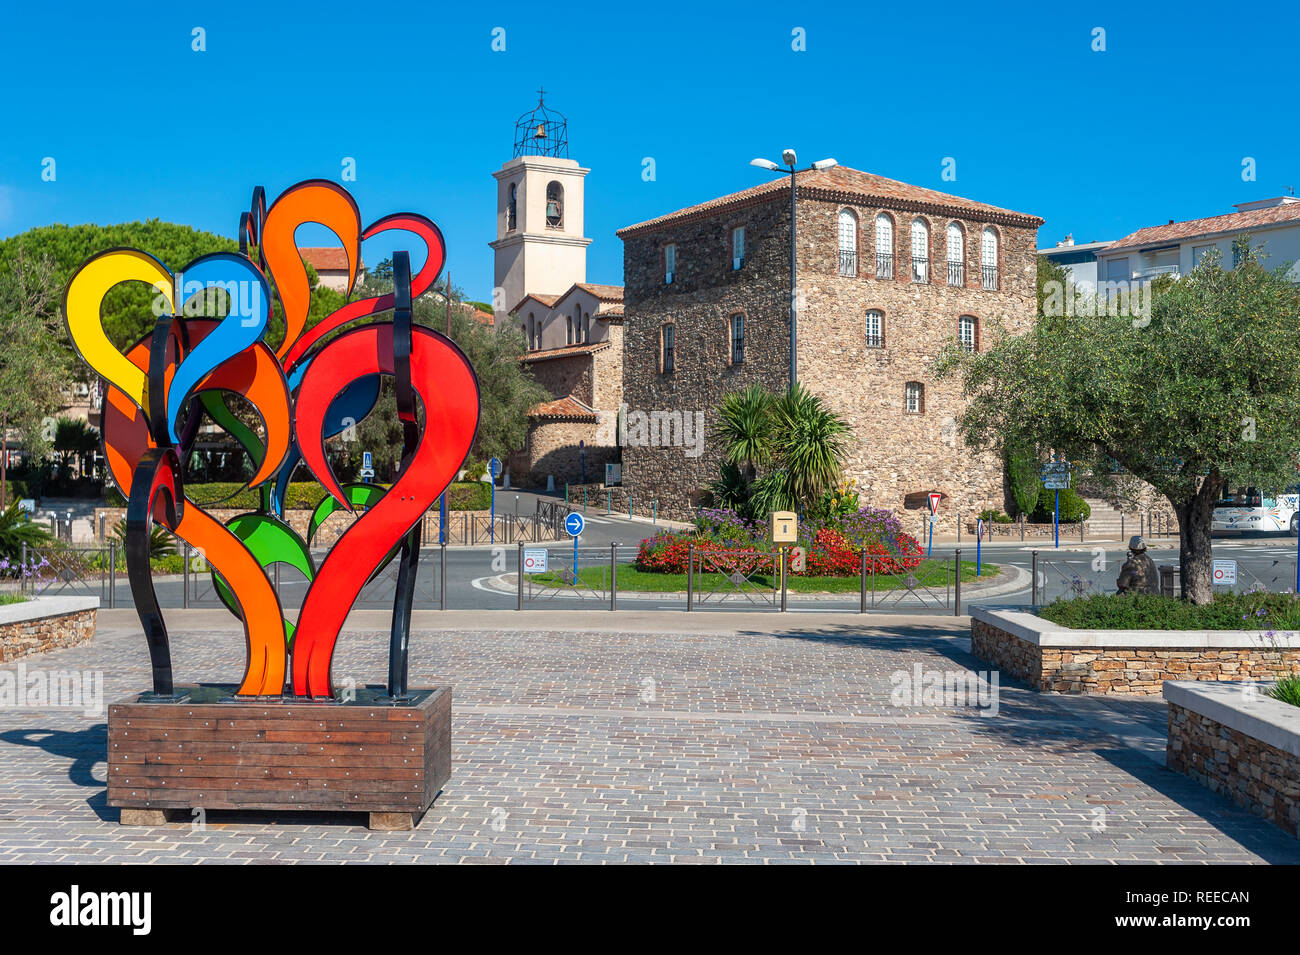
513 93 569 159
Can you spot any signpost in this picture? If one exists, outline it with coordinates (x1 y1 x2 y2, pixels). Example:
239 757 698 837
564 511 585 585
488 457 500 543
359 450 374 484
927 493 942 557
523 548 548 574
1212 559 1238 587
1041 463 1071 549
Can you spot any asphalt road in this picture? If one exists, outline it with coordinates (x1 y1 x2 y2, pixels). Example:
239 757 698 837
60 522 1300 618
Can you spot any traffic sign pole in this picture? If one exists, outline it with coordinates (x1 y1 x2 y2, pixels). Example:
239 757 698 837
1054 490 1060 549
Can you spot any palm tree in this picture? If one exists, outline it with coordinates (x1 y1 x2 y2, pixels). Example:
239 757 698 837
711 383 848 517
770 385 848 506
714 383 774 482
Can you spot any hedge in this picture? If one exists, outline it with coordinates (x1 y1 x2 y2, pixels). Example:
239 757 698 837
106 481 494 511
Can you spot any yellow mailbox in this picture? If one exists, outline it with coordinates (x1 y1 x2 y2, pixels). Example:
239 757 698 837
768 510 798 544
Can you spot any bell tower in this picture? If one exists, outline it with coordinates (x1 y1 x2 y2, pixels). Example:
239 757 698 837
490 90 592 320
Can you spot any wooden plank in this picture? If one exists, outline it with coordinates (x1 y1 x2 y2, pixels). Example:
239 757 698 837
108 686 450 818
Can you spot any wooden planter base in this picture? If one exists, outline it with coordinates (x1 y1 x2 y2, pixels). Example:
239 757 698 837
107 685 451 831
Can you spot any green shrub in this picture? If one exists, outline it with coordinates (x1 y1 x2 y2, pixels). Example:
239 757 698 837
979 509 1013 524
1269 676 1300 708
0 500 53 561
1039 592 1300 631
1032 486 1091 523
445 481 492 511
1006 445 1042 518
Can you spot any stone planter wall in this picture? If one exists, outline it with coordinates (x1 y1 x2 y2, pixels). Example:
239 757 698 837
0 596 99 662
970 606 1300 694
1165 681 1300 837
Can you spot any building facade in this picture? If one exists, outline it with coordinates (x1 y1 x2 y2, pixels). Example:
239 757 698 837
616 165 1042 523
1094 196 1300 288
1038 235 1112 292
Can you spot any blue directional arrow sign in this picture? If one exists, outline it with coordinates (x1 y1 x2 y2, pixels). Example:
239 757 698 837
564 512 585 586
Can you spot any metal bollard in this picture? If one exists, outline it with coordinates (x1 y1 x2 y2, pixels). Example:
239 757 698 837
610 541 618 611
953 549 962 616
183 545 190 609
440 542 447 610
686 542 694 612
516 541 524 611
1080 519 1085 543
1031 550 1039 608
859 548 868 614
109 540 117 608
780 546 788 613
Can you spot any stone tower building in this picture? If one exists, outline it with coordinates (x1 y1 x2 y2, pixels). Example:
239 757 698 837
489 93 592 320
491 93 624 489
615 165 1043 531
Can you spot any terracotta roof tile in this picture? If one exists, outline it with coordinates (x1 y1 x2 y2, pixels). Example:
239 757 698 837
520 341 610 363
510 292 560 314
616 166 1042 236
1107 201 1300 252
573 282 624 302
298 247 354 271
528 395 598 421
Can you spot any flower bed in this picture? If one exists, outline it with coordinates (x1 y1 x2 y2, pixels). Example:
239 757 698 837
635 506 924 577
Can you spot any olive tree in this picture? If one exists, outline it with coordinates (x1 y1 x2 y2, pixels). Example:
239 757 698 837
938 241 1300 603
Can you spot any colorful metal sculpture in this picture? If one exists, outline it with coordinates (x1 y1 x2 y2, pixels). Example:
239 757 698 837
64 180 479 700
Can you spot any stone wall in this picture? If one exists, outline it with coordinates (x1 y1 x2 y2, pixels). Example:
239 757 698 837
0 601 97 662
1166 688 1300 837
971 616 1300 694
620 190 1039 521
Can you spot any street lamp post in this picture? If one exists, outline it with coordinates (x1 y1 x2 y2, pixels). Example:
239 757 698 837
750 150 838 389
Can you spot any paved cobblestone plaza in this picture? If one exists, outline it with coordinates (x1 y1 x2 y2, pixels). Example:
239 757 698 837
3 611 1298 864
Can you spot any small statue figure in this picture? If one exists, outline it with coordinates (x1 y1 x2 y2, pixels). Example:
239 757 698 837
1116 535 1160 595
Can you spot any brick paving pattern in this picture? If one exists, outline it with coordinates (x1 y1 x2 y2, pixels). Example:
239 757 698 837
2 619 1298 863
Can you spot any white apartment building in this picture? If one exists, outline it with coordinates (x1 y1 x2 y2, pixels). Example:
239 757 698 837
1095 196 1300 286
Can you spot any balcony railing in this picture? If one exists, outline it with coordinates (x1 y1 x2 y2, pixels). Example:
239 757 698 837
876 252 894 279
981 265 999 290
947 261 964 286
865 333 884 348
838 249 858 277
911 256 929 283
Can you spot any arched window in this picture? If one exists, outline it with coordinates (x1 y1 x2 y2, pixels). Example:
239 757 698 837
528 314 536 350
958 315 979 352
911 218 929 283
730 313 745 364
566 315 573 345
507 183 518 231
875 214 894 279
981 227 999 290
583 311 591 342
838 209 858 276
661 324 675 374
865 310 884 348
946 223 964 286
574 304 582 344
904 381 925 414
546 181 563 229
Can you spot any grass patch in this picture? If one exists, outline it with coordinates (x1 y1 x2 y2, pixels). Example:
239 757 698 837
0 593 26 605
531 560 997 594
1038 592 1300 631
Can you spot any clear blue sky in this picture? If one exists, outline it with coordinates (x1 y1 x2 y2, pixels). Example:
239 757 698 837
1 0 1294 302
